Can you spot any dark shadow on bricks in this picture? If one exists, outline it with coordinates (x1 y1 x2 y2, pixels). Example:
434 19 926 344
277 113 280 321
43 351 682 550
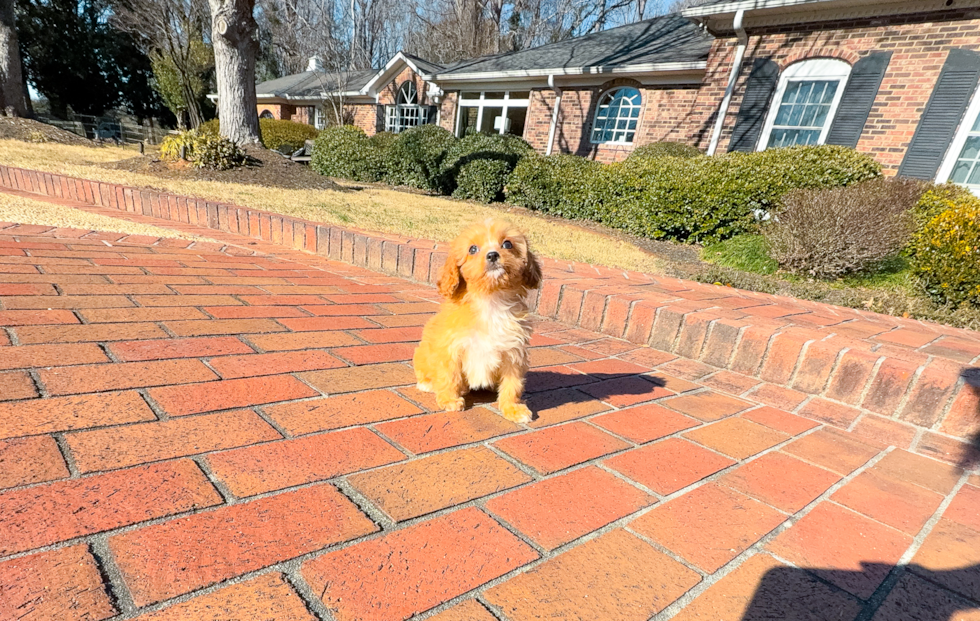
741 563 980 620
960 368 980 471
459 371 669 417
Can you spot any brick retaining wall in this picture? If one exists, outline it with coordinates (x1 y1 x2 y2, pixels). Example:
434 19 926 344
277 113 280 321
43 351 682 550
0 163 977 465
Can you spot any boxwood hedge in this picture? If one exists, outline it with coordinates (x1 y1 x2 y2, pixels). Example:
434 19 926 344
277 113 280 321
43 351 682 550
507 145 882 243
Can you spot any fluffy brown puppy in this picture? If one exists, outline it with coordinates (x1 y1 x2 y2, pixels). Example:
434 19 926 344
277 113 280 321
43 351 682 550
413 219 543 423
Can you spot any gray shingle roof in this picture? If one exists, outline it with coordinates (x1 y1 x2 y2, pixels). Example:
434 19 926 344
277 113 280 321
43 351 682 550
401 53 445 76
436 14 711 77
255 69 379 98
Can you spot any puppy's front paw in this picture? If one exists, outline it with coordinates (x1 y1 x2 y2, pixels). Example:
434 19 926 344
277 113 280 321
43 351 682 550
439 397 466 412
501 403 532 424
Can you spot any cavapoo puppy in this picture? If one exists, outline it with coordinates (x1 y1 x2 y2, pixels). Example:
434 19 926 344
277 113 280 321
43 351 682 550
413 219 542 423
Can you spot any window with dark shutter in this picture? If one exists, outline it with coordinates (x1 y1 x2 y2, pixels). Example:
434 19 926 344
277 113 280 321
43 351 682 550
826 52 892 148
375 104 385 133
899 49 980 180
728 58 780 152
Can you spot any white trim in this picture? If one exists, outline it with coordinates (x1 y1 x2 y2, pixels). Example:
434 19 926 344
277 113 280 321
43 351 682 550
937 82 980 188
684 0 830 17
433 61 707 82
757 57 851 150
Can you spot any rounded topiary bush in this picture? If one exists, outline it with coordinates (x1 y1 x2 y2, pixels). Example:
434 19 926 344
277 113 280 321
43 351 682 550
442 133 534 202
310 125 383 181
506 154 607 219
259 118 319 153
383 124 456 191
910 196 980 306
628 141 702 160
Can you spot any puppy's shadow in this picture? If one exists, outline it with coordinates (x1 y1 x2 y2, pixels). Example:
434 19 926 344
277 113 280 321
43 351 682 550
522 370 668 416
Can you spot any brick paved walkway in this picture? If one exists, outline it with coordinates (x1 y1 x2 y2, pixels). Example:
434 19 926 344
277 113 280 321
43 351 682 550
0 213 978 620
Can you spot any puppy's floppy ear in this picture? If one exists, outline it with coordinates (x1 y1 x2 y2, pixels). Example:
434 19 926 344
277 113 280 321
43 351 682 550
522 249 542 290
437 249 465 299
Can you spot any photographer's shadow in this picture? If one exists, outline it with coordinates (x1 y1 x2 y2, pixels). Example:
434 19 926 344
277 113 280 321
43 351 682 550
741 563 980 620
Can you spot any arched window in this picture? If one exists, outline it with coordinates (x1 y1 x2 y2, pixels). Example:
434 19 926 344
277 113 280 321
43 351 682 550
397 81 418 105
259 109 274 119
591 87 642 144
760 58 851 149
386 81 429 133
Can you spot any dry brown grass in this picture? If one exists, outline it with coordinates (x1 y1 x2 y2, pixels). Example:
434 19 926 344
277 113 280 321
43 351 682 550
0 140 662 273
0 191 213 240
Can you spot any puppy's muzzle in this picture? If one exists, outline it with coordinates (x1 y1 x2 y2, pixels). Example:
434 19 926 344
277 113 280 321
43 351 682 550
486 251 500 263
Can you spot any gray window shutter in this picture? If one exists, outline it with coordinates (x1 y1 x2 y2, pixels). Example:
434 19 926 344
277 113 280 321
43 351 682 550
375 105 386 133
899 49 980 180
425 105 439 124
826 52 892 148
729 58 780 152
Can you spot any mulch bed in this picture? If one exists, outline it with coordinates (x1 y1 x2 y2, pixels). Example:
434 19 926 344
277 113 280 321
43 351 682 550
0 117 94 146
104 145 342 191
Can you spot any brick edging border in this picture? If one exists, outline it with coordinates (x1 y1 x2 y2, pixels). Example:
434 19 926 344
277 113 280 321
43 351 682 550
1 164 977 466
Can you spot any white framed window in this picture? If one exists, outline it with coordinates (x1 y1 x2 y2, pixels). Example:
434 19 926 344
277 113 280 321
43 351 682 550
759 58 851 150
455 91 530 137
385 81 427 133
591 87 642 144
314 106 325 130
937 83 980 194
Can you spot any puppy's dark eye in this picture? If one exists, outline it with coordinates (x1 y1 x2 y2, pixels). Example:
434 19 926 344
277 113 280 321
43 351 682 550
468 245 478 255
502 240 513 250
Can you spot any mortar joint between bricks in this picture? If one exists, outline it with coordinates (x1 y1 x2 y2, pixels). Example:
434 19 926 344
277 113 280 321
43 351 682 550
283 571 338 621
191 456 238 505
333 478 394 531
926 372 967 434
88 535 138 616
783 336 819 392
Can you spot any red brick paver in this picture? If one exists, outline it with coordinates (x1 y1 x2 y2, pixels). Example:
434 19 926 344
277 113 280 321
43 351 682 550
0 219 976 620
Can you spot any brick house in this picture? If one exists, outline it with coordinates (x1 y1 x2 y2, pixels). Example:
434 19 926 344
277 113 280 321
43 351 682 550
254 0 980 186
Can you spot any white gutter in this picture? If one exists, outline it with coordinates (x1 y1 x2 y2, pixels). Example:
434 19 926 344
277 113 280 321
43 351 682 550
434 61 706 82
546 74 563 156
707 9 748 156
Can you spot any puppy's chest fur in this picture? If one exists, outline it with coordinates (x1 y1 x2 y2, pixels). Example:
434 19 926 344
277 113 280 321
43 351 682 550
460 295 530 390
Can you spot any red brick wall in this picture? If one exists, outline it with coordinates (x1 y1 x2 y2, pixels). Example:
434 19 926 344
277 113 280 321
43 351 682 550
256 104 295 121
697 8 980 173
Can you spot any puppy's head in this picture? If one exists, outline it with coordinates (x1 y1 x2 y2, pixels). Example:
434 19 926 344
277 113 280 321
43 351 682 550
438 219 542 300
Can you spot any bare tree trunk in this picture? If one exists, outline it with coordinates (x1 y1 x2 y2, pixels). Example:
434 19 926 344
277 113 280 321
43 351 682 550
209 0 261 144
0 0 30 117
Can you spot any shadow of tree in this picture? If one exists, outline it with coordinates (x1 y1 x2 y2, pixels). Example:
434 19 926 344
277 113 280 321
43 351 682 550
742 563 980 620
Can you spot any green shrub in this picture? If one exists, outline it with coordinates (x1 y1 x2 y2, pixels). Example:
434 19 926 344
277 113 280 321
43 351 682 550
509 145 881 244
259 118 318 153
383 125 456 191
628 141 702 160
450 159 510 202
197 118 317 153
310 125 383 181
764 177 923 278
506 154 608 219
442 133 534 202
368 131 397 151
191 132 246 170
909 197 980 306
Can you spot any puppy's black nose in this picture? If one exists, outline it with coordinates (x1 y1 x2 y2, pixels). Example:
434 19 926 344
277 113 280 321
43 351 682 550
486 251 500 263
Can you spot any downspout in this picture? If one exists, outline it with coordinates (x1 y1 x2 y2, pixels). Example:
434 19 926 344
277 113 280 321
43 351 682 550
707 9 748 156
546 74 563 156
